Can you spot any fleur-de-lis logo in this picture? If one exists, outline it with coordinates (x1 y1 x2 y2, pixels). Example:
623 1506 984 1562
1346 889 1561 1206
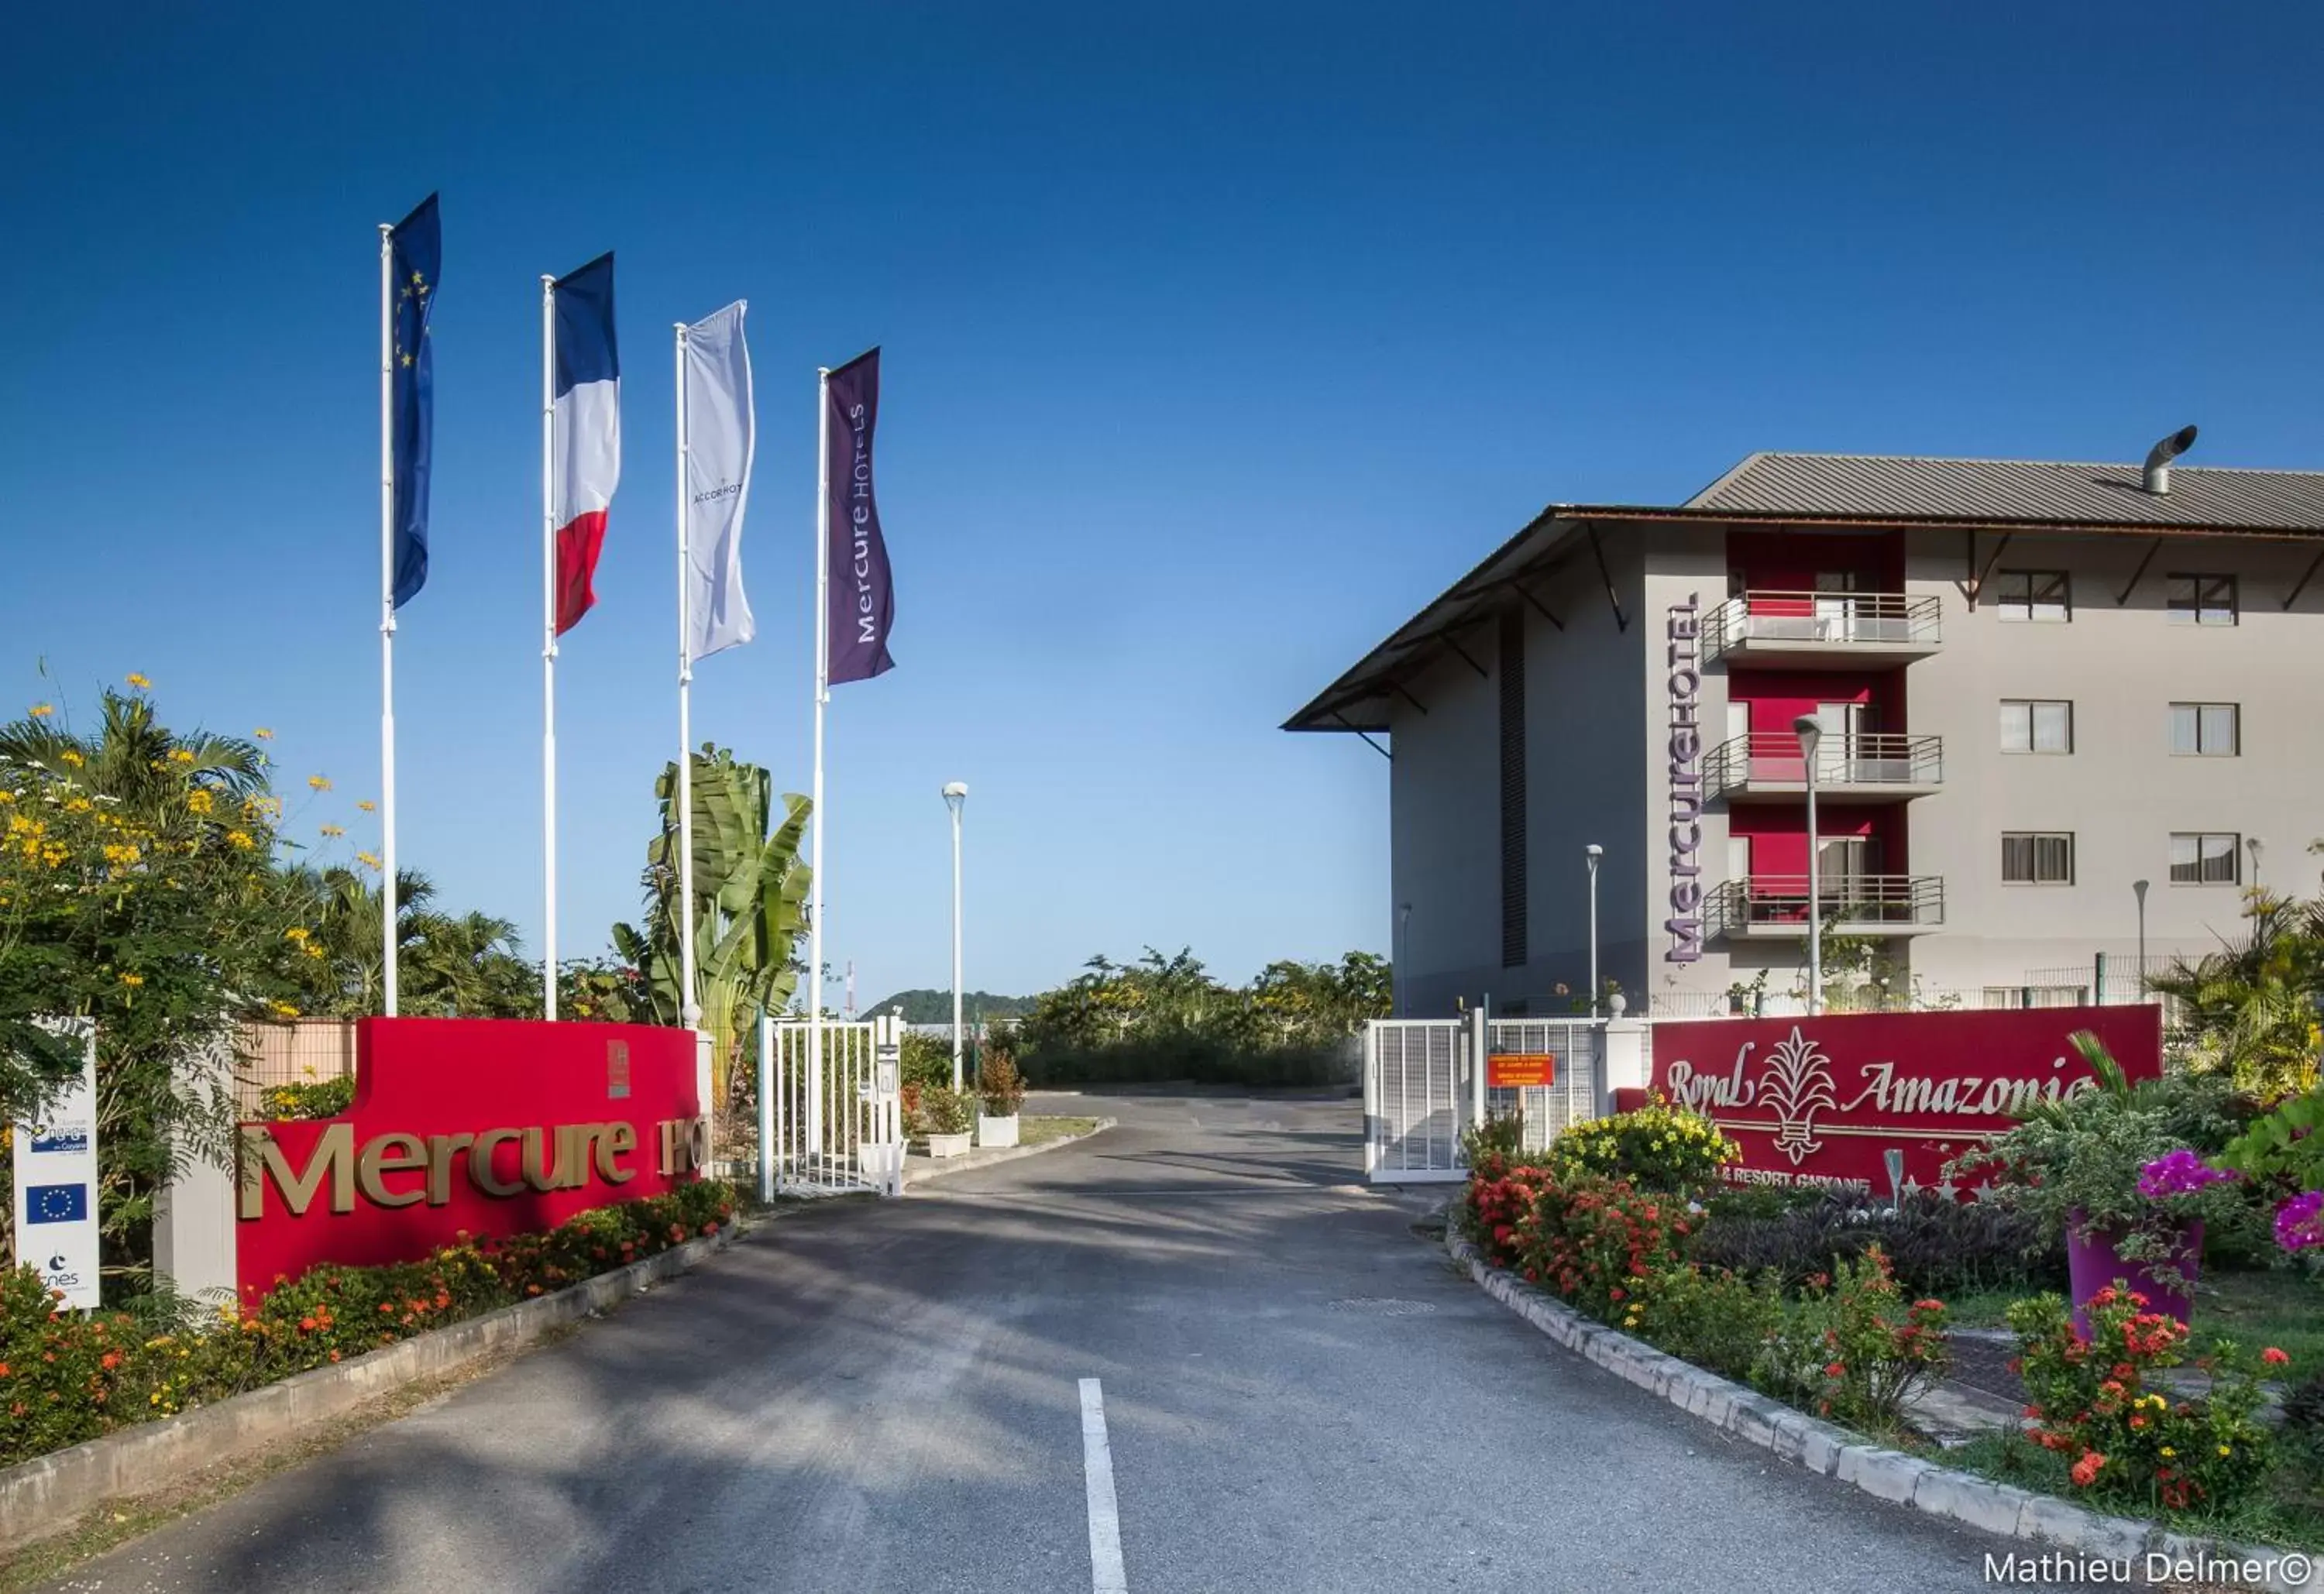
1760 1026 1838 1166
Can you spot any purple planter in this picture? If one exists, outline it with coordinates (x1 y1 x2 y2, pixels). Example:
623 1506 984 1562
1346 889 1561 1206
2065 1213 2202 1337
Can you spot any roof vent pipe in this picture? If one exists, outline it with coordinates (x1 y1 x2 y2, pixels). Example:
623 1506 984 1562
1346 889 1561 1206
2143 425 2199 495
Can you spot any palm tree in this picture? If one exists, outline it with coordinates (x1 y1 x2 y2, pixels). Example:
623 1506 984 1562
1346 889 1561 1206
0 689 265 816
2147 888 2324 1098
614 744 810 1104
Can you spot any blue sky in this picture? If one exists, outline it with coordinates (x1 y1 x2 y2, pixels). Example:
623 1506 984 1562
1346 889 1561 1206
4 3 2321 1002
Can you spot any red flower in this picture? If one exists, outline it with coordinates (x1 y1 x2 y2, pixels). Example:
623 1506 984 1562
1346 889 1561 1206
299 1316 318 1332
2263 1347 2291 1366
2069 1451 2107 1489
1824 1361 1846 1378
100 1350 123 1371
1912 1299 1944 1313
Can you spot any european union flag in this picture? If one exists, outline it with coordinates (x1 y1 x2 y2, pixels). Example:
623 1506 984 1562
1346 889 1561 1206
26 1183 88 1225
389 194 441 608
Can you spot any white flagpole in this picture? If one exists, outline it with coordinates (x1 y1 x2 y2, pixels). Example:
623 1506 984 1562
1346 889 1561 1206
809 368 830 1076
541 274 560 1020
675 322 700 1027
377 223 400 1019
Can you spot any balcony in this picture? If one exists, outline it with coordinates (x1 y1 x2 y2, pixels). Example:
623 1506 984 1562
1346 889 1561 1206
1707 875 1946 940
1702 732 1944 803
1702 591 1941 667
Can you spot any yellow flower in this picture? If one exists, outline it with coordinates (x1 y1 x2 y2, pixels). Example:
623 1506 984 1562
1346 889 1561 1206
225 830 256 851
356 799 376 813
318 823 344 839
253 728 273 740
355 850 383 871
269 1001 301 1019
167 749 196 765
2218 1445 2233 1457
2161 1446 2176 1458
119 972 143 988
64 797 92 812
126 672 151 689
187 790 215 815
27 704 53 719
307 775 331 792
58 750 84 768
284 926 309 943
0 791 14 803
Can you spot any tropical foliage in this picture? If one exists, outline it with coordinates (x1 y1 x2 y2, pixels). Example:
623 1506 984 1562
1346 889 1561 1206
1014 947 1388 1086
611 744 810 1107
0 1180 736 1469
0 682 566 1290
2151 887 2324 1100
0 687 317 1281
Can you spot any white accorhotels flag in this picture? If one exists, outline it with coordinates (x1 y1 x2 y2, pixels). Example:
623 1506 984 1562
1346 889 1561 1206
682 301 756 660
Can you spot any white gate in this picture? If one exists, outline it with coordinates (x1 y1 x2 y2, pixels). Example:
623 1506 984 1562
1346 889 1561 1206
759 1012 905 1198
1364 1013 1609 1182
1487 1018 1607 1156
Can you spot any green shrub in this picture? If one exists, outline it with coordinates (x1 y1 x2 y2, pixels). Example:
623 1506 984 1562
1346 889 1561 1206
2009 1285 2275 1511
1691 1191 2061 1298
0 1179 739 1469
898 1029 955 1092
1754 1247 1949 1431
978 1043 1025 1118
1016 1034 1356 1089
1624 1263 1783 1383
1545 1096 1737 1194
918 1087 975 1137
256 1076 356 1120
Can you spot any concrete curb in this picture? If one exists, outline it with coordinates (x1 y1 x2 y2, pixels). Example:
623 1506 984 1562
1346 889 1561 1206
1444 1228 2322 1592
902 1117 1117 1188
0 1221 740 1555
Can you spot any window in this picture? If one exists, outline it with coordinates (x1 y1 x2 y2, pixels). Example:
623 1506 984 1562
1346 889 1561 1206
1995 570 2070 621
2168 703 2240 756
2002 832 2075 885
1999 699 2073 754
2170 832 2241 885
2167 575 2237 626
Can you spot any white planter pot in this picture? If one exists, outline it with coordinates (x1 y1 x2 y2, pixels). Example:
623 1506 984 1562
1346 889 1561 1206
927 1131 974 1159
978 1113 1020 1149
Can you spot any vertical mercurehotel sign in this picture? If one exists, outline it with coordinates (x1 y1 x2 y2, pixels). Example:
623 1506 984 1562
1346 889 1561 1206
1664 594 1704 962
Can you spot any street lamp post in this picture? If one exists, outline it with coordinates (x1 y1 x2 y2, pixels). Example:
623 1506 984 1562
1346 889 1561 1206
1795 715 1824 1016
1394 902 1413 1017
1585 844 1603 1017
942 782 968 1092
2133 878 2149 998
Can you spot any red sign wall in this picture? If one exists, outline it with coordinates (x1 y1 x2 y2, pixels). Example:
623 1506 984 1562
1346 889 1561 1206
237 1018 705 1295
1647 1005 2162 1197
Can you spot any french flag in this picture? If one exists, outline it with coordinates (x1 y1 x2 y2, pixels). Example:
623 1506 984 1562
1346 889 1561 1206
551 252 619 634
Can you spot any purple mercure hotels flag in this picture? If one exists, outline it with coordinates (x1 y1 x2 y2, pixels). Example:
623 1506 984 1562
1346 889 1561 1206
824 348 894 684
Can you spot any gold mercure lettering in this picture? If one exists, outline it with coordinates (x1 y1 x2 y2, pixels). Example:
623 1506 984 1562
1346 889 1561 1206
240 1122 356 1219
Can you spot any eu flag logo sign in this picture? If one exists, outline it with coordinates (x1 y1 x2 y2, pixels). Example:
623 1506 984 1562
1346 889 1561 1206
26 1184 88 1225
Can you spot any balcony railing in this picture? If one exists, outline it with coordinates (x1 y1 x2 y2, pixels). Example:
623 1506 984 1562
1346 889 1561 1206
1702 732 1944 802
1707 874 1946 939
1702 591 1942 663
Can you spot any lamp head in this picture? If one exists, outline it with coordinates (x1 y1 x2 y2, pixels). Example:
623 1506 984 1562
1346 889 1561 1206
1585 843 1603 860
1792 713 1823 753
2133 878 2150 904
941 782 968 812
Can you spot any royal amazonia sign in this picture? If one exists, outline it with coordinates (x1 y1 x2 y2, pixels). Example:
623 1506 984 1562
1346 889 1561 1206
237 1018 706 1294
1648 1006 2163 1197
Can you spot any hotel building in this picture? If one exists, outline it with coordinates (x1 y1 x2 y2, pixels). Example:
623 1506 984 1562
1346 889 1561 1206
1287 439 2324 1017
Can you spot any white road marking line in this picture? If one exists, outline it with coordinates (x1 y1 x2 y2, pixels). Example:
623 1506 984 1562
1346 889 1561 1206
1078 1377 1129 1593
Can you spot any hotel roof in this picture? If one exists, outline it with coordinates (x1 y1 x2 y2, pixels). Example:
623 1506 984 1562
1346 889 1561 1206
1286 448 2324 734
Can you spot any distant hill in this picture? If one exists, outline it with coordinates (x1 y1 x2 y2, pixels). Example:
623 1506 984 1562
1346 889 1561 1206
862 989 1036 1024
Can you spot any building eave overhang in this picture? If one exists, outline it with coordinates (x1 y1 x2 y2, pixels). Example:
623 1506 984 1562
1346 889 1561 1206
1283 503 2324 735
